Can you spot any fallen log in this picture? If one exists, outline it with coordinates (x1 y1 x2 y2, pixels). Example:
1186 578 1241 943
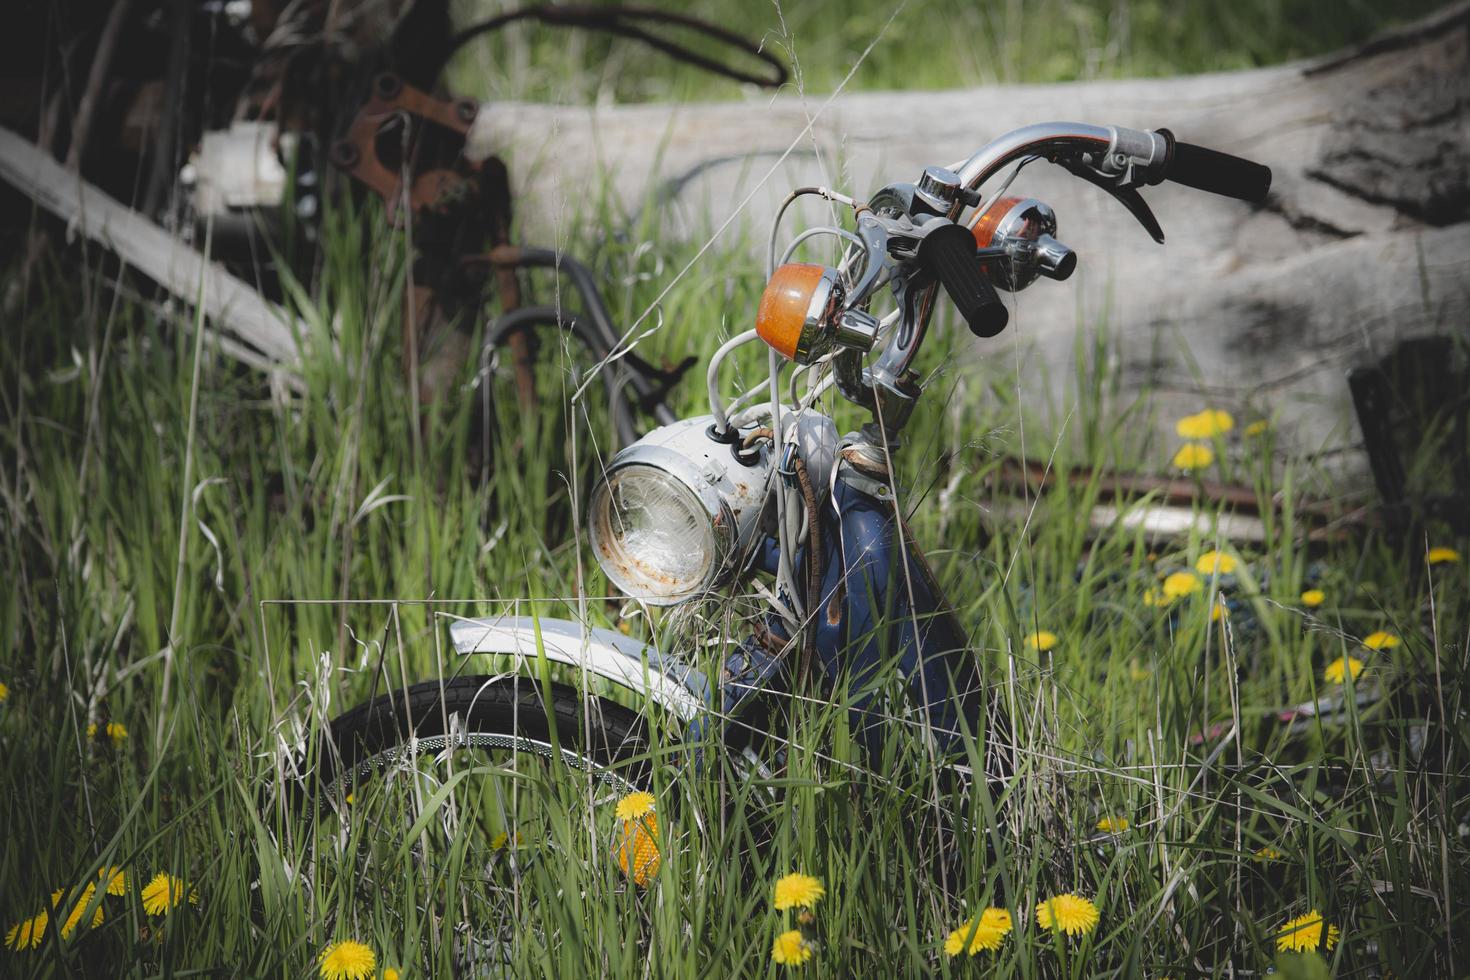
473 4 1470 478
0 125 303 386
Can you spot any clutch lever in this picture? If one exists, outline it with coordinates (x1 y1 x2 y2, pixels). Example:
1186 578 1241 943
1058 158 1166 244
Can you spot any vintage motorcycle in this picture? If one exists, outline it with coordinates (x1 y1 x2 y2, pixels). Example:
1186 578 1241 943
305 120 1270 896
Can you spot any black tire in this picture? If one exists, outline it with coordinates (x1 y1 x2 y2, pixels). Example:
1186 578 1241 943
313 674 650 794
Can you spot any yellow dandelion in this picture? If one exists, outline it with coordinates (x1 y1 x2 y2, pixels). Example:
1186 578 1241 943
771 929 813 966
345 792 354 805
5 910 47 950
614 790 655 822
1300 589 1325 608
318 939 376 980
1362 631 1400 650
1036 893 1100 937
383 969 401 980
1253 846 1283 862
1210 601 1229 622
1142 588 1163 607
1323 656 1363 685
1427 546 1460 565
614 811 660 886
1195 550 1237 576
943 907 1013 955
98 866 128 896
140 873 198 916
1275 910 1339 952
1245 419 1269 437
52 884 104 939
1172 443 1214 471
1096 816 1129 833
1025 631 1058 652
773 873 825 911
1175 410 1234 439
0 680 9 704
86 722 128 745
1162 571 1202 600
491 830 524 851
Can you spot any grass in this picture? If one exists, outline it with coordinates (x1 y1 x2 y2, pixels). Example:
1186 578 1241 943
3 2 1468 976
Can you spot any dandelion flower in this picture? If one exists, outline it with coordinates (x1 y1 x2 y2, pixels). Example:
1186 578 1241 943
771 929 813 966
1275 910 1339 952
1253 846 1283 862
1025 631 1058 652
86 722 128 745
0 680 8 704
944 907 1013 955
1096 816 1129 833
1142 589 1163 607
773 873 825 911
1176 410 1234 439
1172 443 1214 471
1210 601 1228 622
5 910 46 950
318 939 376 980
53 884 104 938
1036 893 1100 937
614 810 660 886
140 873 198 916
383 969 401 980
614 791 655 822
1300 589 1325 608
1245 420 1269 437
1162 571 1202 600
491 830 524 851
1427 546 1461 565
1323 656 1363 685
1362 631 1399 650
99 866 128 896
1195 550 1237 576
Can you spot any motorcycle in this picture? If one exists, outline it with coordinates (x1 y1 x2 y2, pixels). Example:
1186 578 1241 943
304 120 1270 906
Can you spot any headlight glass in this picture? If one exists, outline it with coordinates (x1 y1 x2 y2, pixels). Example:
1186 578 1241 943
589 464 718 604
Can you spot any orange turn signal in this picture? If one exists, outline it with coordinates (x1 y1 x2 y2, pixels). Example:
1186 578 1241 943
755 263 840 364
969 196 1024 248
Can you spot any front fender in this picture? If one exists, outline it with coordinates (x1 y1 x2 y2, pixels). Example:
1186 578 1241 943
447 616 709 722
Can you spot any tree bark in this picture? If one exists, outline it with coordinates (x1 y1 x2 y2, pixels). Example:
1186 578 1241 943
472 4 1470 483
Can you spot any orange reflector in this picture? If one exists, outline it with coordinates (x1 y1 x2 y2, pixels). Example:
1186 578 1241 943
756 263 828 362
969 195 1025 248
614 814 661 886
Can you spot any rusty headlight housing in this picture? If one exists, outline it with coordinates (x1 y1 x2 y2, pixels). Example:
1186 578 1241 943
588 417 773 605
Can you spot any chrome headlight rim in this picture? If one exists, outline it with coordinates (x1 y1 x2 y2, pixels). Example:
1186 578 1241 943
589 449 736 606
588 417 772 607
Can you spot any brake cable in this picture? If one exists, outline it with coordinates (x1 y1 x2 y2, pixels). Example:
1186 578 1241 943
439 4 789 89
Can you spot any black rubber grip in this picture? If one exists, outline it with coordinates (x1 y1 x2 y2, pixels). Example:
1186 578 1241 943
918 223 1009 338
1165 140 1272 204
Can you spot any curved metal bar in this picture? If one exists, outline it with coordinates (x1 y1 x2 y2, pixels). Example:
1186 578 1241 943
953 121 1114 195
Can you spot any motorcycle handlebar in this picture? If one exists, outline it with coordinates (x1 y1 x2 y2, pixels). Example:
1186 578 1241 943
1159 132 1272 204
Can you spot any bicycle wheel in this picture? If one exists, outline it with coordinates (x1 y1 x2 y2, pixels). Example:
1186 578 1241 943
302 675 659 970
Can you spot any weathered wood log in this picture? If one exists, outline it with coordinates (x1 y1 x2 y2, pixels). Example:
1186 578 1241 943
0 125 303 386
473 4 1470 479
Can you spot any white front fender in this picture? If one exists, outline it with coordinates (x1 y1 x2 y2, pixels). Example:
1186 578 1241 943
447 616 710 722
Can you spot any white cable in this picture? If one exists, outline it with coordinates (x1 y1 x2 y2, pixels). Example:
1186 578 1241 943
779 226 867 268
706 328 759 431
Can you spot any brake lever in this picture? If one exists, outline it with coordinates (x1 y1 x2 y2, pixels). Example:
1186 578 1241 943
1058 158 1166 244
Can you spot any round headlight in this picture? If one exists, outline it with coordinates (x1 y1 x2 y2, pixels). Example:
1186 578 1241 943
589 464 719 602
588 416 772 605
